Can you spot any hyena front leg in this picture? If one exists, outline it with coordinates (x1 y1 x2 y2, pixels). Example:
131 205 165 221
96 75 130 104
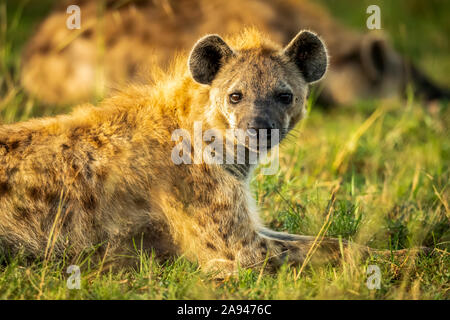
257 227 430 264
183 180 425 275
257 227 359 263
188 201 359 274
198 225 356 275
196 221 425 276
241 232 352 269
192 210 425 275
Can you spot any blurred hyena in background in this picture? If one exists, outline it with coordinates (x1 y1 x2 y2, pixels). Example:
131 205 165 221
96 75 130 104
21 0 449 107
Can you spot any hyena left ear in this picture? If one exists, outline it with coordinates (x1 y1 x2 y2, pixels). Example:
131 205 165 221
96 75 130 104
189 34 235 85
283 30 328 83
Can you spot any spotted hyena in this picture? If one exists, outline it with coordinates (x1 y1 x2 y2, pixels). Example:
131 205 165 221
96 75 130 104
2 29 401 273
21 0 449 106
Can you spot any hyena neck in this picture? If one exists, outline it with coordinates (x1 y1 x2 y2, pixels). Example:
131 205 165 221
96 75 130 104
198 114 257 181
222 162 254 180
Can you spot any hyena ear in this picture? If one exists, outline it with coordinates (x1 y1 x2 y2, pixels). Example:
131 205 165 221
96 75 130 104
360 34 399 82
189 34 234 85
283 30 328 83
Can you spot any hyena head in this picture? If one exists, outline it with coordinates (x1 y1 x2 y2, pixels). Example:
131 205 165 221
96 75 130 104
188 30 327 148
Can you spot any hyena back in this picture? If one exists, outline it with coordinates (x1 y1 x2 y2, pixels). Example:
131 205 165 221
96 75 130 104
3 29 371 272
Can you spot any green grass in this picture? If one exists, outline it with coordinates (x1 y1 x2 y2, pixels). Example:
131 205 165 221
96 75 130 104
0 0 449 299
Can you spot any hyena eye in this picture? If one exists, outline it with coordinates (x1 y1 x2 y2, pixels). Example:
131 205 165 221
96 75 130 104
229 92 243 104
277 93 293 105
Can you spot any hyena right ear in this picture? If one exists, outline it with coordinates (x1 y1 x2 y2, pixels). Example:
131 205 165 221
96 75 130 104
189 34 234 85
283 30 328 83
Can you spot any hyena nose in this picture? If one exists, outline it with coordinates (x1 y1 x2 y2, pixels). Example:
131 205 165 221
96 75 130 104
246 119 276 130
246 119 276 140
